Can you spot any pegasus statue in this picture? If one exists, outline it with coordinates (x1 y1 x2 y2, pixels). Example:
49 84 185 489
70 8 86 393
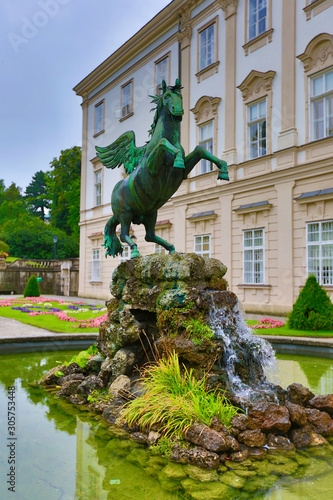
96 79 229 258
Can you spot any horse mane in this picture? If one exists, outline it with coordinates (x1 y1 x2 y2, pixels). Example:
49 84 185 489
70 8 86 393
148 82 183 137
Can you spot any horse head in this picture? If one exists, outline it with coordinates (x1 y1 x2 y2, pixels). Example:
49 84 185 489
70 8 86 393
160 79 184 122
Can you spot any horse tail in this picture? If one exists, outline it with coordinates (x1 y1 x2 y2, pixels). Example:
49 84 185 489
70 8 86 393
103 216 123 257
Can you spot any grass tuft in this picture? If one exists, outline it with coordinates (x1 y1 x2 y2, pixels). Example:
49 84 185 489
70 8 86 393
122 351 240 437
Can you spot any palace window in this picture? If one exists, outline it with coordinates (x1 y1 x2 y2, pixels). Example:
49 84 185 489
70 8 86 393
199 121 214 174
248 0 267 40
119 245 130 262
94 101 104 135
248 99 267 159
121 81 132 119
92 249 101 282
154 243 166 254
194 235 211 258
307 220 333 285
199 23 215 71
243 229 265 284
155 55 169 95
95 170 101 206
311 69 333 140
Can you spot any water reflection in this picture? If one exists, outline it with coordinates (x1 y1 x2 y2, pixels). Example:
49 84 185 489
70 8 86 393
275 354 333 394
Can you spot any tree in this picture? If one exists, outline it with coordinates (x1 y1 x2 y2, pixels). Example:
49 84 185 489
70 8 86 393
25 171 49 221
1 215 79 259
0 181 27 228
46 147 81 241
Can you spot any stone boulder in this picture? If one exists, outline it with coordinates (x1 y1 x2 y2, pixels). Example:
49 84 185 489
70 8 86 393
308 395 333 415
287 383 314 406
305 408 333 436
108 375 131 397
248 403 291 434
185 423 230 452
170 444 220 469
238 429 267 448
77 375 104 398
285 401 307 427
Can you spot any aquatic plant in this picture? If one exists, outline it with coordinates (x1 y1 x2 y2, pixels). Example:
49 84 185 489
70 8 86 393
122 351 240 437
65 344 99 368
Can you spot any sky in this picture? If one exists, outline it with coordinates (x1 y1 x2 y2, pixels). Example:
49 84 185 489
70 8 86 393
0 0 171 193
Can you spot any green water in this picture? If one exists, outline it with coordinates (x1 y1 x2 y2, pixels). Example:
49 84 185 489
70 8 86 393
0 351 333 500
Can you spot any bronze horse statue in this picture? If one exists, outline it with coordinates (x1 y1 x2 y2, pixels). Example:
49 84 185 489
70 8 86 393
96 79 229 258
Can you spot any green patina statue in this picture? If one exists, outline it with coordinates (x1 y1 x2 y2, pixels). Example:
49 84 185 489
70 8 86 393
96 79 229 258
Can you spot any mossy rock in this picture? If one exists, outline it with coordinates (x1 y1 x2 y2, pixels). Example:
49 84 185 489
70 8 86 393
159 463 187 481
184 465 219 482
220 470 246 488
181 478 237 500
294 457 332 479
242 474 279 493
125 448 150 468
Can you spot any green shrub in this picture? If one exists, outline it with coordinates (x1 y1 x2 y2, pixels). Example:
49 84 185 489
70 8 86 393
0 240 9 253
288 274 333 331
122 352 240 437
23 275 41 297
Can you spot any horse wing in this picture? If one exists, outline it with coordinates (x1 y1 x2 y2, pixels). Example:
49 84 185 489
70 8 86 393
95 131 146 174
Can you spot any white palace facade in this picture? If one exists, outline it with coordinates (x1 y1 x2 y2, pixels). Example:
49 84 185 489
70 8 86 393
74 0 333 315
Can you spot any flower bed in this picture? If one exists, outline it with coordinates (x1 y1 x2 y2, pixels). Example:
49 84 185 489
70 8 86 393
251 318 285 329
0 296 107 332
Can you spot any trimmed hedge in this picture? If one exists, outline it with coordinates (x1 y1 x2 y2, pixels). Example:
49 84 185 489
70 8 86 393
288 274 333 331
23 275 41 298
0 240 9 253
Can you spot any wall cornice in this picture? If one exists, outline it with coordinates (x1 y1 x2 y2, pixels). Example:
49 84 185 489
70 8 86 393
219 0 238 19
74 0 194 97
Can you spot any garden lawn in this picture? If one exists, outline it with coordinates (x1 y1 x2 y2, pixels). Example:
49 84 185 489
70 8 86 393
0 297 107 333
247 319 333 338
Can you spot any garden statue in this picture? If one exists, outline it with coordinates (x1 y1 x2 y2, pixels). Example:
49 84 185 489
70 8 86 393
96 79 229 258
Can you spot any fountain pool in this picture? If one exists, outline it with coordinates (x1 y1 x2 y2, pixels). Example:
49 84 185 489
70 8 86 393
0 350 333 500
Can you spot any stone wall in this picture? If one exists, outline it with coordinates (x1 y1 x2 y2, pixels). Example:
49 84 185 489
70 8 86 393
0 258 79 296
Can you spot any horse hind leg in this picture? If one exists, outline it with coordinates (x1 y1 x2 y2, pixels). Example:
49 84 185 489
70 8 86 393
143 213 175 253
104 216 123 257
119 214 140 258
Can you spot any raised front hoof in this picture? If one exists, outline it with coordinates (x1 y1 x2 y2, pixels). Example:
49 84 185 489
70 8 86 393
130 247 141 259
169 247 175 254
218 171 229 181
173 157 185 169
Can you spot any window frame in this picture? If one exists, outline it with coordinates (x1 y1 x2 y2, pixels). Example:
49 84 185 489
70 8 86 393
247 98 267 159
243 0 273 55
155 53 170 95
248 0 267 41
310 68 333 141
194 234 211 259
94 100 104 137
94 170 102 207
243 228 265 284
154 243 166 255
92 248 101 282
198 120 214 174
120 80 133 121
196 17 219 82
306 220 333 286
119 245 130 262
